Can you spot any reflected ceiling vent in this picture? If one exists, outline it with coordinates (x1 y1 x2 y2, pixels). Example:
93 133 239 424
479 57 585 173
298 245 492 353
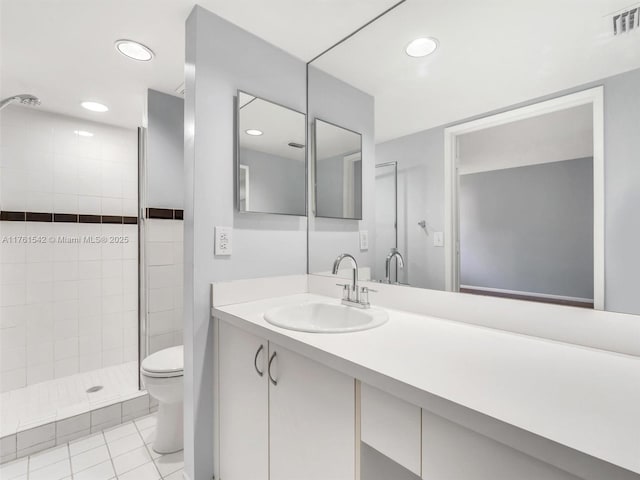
175 82 185 96
288 142 304 148
612 5 639 35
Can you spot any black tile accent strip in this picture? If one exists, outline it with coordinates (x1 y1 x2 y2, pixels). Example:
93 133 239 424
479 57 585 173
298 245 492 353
78 215 102 224
147 208 173 219
26 212 52 222
102 215 123 224
54 213 79 223
174 209 184 220
0 211 26 221
1 210 163 224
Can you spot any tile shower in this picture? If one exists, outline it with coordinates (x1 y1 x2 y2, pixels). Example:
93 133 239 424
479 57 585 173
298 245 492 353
0 105 154 462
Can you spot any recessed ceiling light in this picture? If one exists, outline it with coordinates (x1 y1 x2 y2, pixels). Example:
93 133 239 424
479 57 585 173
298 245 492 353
405 37 438 58
115 39 154 61
74 130 94 137
245 129 263 136
81 101 109 113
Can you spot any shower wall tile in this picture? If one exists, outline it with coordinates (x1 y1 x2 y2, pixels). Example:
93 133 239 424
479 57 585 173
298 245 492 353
146 219 183 355
0 106 138 392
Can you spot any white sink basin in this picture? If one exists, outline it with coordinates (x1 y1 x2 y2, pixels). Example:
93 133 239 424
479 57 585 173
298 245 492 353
264 302 388 333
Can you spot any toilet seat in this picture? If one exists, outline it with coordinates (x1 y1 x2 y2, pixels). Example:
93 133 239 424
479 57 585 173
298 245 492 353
141 345 184 378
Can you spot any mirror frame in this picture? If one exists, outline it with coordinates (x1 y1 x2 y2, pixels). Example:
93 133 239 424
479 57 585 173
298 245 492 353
236 89 308 217
313 117 364 220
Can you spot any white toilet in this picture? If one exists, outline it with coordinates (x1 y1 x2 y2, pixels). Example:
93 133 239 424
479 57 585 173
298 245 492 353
141 345 184 454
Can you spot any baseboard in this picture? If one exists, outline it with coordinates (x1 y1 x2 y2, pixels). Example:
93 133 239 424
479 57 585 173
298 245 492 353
459 285 594 308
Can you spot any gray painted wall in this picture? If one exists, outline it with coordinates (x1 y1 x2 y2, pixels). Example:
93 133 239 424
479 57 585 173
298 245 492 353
147 89 184 209
316 155 346 217
185 7 307 479
315 154 362 219
459 158 594 299
308 66 375 274
375 67 640 314
240 148 305 215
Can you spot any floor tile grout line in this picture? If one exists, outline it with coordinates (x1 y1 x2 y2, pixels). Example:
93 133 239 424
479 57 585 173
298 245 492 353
103 430 118 480
132 416 163 479
104 420 158 479
66 441 73 480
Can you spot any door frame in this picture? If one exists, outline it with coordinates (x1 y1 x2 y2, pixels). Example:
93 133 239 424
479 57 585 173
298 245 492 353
443 86 604 310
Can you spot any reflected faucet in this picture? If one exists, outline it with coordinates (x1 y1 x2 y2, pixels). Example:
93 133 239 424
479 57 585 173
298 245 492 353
384 248 405 284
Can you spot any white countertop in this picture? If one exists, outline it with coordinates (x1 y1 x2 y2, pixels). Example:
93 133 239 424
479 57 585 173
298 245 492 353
213 293 640 474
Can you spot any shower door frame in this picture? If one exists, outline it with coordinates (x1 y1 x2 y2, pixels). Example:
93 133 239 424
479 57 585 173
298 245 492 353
375 161 399 282
137 127 148 389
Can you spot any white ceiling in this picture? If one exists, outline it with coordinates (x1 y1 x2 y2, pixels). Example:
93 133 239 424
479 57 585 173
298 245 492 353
458 104 594 175
239 93 306 161
0 0 399 129
316 119 362 160
312 0 640 143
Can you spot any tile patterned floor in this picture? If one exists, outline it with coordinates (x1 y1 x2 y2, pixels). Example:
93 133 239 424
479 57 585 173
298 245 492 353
0 414 183 480
1 362 139 437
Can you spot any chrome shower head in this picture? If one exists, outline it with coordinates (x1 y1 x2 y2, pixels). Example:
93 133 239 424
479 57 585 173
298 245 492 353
0 94 41 111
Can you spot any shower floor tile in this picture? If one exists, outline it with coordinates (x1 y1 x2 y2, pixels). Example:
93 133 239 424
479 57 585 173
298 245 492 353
0 362 140 438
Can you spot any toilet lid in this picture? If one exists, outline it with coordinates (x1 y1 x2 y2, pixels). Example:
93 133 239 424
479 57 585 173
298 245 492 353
141 345 184 376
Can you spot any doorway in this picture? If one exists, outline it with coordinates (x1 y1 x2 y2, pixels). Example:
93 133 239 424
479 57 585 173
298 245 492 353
443 87 604 309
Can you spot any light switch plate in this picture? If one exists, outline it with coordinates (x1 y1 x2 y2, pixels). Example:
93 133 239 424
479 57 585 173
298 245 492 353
433 231 444 247
215 226 232 256
359 230 369 251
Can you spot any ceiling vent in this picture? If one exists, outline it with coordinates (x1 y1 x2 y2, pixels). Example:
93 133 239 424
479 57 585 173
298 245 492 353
612 5 640 35
288 142 305 149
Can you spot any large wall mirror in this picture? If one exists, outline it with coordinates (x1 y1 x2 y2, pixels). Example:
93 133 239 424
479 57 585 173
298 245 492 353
314 119 363 219
237 91 306 216
307 0 640 316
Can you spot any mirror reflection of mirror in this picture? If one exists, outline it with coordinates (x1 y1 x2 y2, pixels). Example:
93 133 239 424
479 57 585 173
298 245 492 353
237 91 306 216
314 118 363 220
307 0 640 315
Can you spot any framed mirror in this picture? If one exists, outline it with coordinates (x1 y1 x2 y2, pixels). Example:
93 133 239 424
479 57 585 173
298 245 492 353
237 91 306 216
314 118 363 220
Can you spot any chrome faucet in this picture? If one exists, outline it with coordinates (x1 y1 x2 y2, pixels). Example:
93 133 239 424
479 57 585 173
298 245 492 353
384 248 405 284
332 253 375 308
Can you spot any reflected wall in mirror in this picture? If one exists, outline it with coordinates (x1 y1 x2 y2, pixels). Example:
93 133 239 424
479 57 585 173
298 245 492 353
451 96 598 309
314 119 363 219
237 91 306 216
307 0 640 315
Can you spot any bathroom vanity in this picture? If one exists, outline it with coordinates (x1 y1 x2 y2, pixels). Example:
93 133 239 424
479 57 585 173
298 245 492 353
211 275 640 480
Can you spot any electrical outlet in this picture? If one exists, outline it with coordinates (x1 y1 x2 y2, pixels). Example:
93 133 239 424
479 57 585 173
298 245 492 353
215 226 232 256
359 230 369 250
433 231 444 247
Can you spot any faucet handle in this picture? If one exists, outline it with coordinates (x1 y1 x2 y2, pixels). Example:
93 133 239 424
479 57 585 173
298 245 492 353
336 283 350 300
359 286 376 306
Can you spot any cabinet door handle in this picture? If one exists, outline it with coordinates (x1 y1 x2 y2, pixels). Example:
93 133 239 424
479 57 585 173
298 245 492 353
268 351 278 386
254 344 264 377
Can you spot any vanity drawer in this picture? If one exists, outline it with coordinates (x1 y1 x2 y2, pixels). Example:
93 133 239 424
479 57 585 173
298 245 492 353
361 383 421 475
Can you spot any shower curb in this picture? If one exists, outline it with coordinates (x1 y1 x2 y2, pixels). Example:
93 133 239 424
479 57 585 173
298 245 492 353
0 391 156 463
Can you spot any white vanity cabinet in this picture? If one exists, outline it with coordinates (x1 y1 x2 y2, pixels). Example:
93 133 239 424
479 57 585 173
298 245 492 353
218 320 269 480
218 320 356 480
361 383 422 476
